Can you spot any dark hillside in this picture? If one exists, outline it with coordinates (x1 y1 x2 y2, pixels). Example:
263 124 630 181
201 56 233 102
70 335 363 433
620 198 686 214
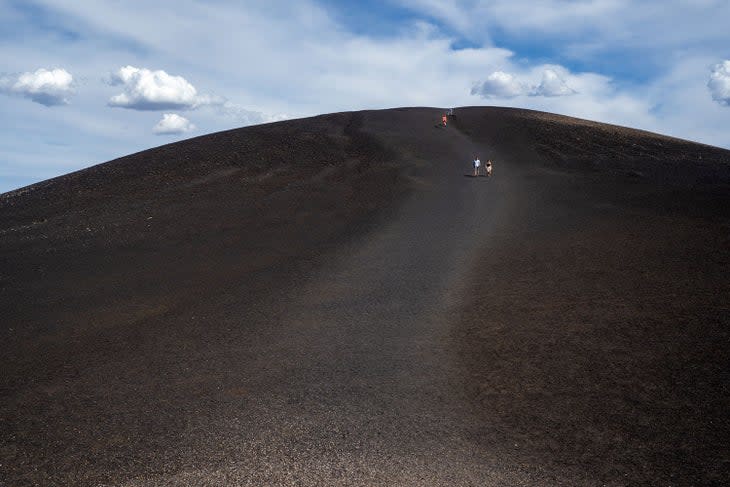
1 107 729 486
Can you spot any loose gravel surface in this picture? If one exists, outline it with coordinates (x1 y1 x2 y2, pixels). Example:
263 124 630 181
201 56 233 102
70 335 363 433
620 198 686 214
2 107 729 486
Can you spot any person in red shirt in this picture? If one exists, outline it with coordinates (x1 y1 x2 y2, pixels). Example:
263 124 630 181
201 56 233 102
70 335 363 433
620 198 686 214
442 114 447 126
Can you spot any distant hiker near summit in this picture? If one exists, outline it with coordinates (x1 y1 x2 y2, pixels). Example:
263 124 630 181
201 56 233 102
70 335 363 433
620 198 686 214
473 155 480 177
442 114 448 127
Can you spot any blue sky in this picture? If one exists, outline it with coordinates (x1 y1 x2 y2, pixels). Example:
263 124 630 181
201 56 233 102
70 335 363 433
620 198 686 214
1 0 729 193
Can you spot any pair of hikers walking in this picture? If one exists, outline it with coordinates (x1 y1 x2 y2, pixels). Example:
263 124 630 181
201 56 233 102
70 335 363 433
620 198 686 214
473 156 492 177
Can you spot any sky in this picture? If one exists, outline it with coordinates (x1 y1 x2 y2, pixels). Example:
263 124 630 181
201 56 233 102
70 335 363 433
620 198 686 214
1 0 729 193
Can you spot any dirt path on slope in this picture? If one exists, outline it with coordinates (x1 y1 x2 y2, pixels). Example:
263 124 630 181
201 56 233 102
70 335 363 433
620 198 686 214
109 110 545 486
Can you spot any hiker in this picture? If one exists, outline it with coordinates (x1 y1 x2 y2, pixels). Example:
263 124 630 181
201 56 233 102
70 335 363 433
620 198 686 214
485 159 493 177
447 107 454 116
442 114 447 126
473 156 480 177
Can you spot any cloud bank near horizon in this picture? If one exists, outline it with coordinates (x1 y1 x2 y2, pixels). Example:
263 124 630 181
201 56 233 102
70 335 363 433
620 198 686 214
153 113 195 135
471 68 576 99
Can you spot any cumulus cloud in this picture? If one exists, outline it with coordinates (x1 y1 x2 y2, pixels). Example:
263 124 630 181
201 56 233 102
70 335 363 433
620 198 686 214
108 66 221 110
532 69 576 97
153 113 195 135
0 68 74 106
471 71 527 98
708 61 730 106
472 68 575 98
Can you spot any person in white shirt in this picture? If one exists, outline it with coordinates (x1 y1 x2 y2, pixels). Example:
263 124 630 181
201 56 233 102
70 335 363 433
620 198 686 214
473 156 481 177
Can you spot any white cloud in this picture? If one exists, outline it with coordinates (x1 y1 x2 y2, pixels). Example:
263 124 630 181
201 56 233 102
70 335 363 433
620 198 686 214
153 113 195 135
0 68 74 106
106 65 282 127
471 71 526 98
532 69 576 97
708 61 730 106
108 66 221 110
472 68 576 98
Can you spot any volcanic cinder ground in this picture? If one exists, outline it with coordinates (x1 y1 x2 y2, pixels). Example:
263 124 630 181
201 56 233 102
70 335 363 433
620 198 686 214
1 107 729 486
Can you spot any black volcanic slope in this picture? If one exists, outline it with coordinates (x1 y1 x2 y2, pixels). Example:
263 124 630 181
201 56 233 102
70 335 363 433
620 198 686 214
1 107 729 486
